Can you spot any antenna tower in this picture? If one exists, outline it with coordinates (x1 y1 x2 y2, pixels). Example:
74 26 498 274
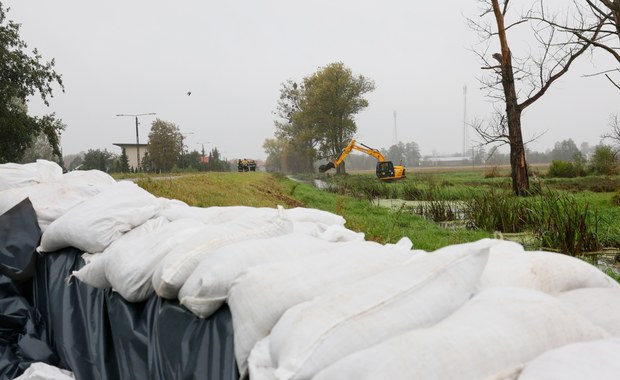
393 110 398 146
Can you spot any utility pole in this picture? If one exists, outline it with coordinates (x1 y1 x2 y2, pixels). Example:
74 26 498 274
116 113 156 170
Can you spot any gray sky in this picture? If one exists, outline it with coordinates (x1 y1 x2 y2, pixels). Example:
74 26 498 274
6 0 619 160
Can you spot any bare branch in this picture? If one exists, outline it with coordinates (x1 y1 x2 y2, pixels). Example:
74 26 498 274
606 73 620 90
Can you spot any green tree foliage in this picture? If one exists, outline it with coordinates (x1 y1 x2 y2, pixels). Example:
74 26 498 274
21 132 56 163
547 160 577 178
147 119 183 172
118 148 130 173
589 145 619 175
550 139 580 162
263 138 285 172
382 141 422 167
267 62 375 174
273 80 317 172
81 149 117 172
0 4 65 163
304 62 375 173
206 147 229 172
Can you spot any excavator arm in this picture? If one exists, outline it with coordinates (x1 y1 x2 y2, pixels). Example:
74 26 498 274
318 139 406 180
319 139 384 172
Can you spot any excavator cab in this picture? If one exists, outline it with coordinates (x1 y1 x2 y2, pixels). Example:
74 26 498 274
376 161 395 179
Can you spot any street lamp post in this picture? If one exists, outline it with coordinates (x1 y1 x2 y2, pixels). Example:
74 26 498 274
116 113 156 170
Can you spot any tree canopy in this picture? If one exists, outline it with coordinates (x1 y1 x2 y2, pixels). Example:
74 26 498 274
0 3 64 164
147 119 183 172
267 62 375 174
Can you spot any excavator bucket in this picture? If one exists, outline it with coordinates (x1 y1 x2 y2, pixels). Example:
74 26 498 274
319 162 336 172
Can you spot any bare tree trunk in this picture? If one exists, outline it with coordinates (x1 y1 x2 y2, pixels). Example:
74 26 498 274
492 0 530 195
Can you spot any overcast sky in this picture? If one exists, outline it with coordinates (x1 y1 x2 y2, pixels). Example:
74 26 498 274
6 0 619 160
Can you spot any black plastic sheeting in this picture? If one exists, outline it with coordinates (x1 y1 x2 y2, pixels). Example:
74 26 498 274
0 198 239 380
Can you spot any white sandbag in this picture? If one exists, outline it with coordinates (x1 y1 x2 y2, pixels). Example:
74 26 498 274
152 209 293 299
314 287 609 380
107 217 206 302
0 159 63 191
157 202 278 224
316 224 365 242
228 240 416 377
70 252 110 288
0 169 116 231
516 339 620 380
39 181 160 253
248 336 276 380
557 287 620 337
70 217 170 289
14 362 75 380
281 207 345 226
270 239 494 380
178 233 337 318
478 245 619 293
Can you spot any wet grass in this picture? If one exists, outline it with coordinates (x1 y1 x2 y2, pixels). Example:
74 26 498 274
135 169 620 255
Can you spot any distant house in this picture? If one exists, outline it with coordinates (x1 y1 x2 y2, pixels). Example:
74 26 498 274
113 143 149 170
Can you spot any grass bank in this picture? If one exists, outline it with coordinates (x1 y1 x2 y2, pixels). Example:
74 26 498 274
135 172 490 251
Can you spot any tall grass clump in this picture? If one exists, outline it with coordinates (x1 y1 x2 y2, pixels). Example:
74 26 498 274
464 188 529 232
529 191 601 256
464 186 602 256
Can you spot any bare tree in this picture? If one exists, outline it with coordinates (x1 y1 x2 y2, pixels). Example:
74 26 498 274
468 0 604 195
603 114 620 155
530 0 619 89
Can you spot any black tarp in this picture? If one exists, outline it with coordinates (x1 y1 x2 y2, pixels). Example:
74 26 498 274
0 198 238 380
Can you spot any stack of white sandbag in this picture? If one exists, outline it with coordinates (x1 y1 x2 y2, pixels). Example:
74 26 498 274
0 159 63 191
245 240 620 380
228 238 423 377
265 239 494 380
178 233 348 318
312 287 609 380
479 240 618 293
151 208 295 299
71 217 207 302
38 181 161 253
0 161 116 231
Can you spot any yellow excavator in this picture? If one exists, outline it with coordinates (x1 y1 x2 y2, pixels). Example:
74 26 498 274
318 139 406 180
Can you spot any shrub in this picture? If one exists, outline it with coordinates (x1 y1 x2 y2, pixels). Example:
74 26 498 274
589 145 619 175
547 160 576 178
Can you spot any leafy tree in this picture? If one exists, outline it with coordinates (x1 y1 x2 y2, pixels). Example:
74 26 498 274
303 62 375 174
118 148 130 173
384 142 406 165
206 147 229 172
0 4 65 163
64 152 84 171
21 132 56 163
589 145 619 175
81 149 117 172
273 80 317 172
263 137 289 172
147 119 183 172
550 139 580 162
469 0 603 195
404 142 421 166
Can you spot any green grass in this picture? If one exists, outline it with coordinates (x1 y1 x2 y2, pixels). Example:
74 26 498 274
134 170 620 253
136 172 303 208
279 176 490 250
